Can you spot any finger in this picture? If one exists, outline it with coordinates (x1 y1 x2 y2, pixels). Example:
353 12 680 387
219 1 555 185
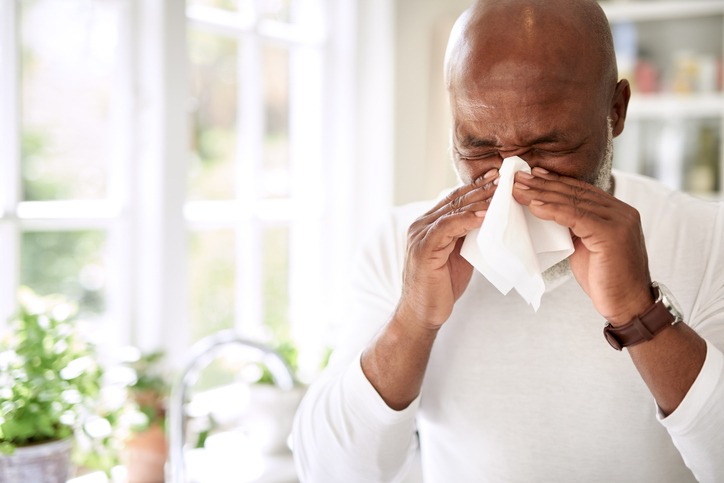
514 169 596 194
515 182 615 230
519 187 641 245
413 209 486 256
422 169 499 217
424 171 499 223
518 167 612 199
430 213 485 252
513 172 616 220
411 193 490 241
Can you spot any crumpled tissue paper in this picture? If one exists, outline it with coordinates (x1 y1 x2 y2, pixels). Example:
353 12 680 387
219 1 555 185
460 156 574 310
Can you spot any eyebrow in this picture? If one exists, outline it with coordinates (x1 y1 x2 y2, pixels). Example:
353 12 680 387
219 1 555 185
460 136 498 149
458 131 571 149
527 132 570 145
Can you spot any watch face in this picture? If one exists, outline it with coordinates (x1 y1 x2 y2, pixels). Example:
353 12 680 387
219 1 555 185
653 282 683 323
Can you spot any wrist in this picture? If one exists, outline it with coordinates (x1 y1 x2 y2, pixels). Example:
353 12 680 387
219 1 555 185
390 305 441 341
603 282 683 351
605 283 655 327
393 296 447 334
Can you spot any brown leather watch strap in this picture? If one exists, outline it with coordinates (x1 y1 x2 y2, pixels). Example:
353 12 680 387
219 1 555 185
603 296 678 351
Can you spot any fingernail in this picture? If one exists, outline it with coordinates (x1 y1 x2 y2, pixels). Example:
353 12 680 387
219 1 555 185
517 171 534 179
514 182 530 190
533 167 549 175
483 169 498 179
474 210 487 217
530 199 544 206
493 178 500 185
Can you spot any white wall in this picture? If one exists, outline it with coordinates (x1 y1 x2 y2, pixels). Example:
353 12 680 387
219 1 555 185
393 0 471 205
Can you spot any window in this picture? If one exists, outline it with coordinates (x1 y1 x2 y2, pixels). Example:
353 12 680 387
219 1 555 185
0 0 132 345
0 0 378 379
185 0 327 350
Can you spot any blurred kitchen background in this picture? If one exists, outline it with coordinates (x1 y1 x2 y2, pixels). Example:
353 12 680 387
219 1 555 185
1 0 723 481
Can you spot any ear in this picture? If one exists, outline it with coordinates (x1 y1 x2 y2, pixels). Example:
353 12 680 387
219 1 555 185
609 79 631 137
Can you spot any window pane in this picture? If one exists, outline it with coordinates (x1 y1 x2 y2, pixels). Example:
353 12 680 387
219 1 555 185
261 225 289 339
20 230 107 317
189 229 236 341
187 0 237 12
262 44 291 199
20 0 126 201
260 0 293 23
188 28 238 201
186 0 293 20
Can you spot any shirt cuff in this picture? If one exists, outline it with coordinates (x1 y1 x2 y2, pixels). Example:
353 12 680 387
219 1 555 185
658 339 724 433
341 352 421 427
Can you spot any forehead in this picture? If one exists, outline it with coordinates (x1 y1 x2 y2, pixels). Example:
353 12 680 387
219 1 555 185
450 76 596 145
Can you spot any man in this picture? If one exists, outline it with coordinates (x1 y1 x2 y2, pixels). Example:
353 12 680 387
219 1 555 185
293 0 724 481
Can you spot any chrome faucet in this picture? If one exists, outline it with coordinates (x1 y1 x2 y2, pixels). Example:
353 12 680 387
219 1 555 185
166 330 295 482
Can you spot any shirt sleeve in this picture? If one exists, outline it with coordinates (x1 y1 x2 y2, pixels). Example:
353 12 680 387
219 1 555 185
292 355 420 482
659 340 724 483
291 207 422 482
658 202 724 483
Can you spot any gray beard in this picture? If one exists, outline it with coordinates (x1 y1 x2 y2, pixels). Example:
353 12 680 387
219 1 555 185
542 119 614 285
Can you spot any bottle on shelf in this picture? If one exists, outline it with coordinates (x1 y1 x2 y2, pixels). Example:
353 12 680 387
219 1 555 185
685 123 721 195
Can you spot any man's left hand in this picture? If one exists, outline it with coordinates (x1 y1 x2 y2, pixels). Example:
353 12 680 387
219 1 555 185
512 167 653 325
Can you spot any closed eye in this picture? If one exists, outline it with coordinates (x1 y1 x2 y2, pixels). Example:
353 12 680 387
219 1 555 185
454 147 499 160
532 146 581 157
460 151 498 161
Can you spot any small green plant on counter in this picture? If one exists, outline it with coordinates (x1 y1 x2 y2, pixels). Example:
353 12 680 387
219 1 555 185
0 287 103 455
126 350 169 431
255 339 299 385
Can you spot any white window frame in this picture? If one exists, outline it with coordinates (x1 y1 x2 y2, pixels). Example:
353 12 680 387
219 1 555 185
183 0 340 372
0 0 21 327
0 0 395 371
0 0 137 347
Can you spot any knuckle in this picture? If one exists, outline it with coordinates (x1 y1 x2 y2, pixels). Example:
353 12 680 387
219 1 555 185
407 222 423 243
571 184 589 200
450 207 464 216
445 188 462 203
431 214 447 231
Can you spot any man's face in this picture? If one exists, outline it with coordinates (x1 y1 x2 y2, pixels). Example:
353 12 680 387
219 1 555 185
449 66 613 189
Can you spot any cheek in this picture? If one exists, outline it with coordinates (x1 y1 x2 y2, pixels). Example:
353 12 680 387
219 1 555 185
529 151 604 185
453 158 501 184
453 160 475 184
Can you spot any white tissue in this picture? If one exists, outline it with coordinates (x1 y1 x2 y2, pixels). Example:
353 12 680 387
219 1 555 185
460 156 574 311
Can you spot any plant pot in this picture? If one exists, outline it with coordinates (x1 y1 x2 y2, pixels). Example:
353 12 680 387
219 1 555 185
122 424 168 483
246 384 306 455
0 438 73 483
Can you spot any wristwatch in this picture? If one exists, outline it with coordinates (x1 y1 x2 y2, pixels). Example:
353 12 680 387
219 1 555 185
603 282 683 351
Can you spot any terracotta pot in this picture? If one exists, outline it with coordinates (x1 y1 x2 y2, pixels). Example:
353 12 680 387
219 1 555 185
0 438 73 483
122 424 168 483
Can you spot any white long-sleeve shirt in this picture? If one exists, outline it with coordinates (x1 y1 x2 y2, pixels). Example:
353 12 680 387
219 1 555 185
293 172 724 482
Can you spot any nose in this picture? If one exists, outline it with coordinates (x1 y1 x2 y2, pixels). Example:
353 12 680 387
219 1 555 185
498 147 535 167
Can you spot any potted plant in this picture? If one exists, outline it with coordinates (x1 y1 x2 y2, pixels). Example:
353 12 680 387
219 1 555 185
0 287 103 483
246 339 306 455
120 350 169 483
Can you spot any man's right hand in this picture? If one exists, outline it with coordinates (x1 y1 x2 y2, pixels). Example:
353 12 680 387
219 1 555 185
396 169 499 330
361 169 499 410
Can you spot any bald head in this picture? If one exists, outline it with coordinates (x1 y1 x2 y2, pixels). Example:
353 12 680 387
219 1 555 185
444 0 631 195
445 0 618 107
